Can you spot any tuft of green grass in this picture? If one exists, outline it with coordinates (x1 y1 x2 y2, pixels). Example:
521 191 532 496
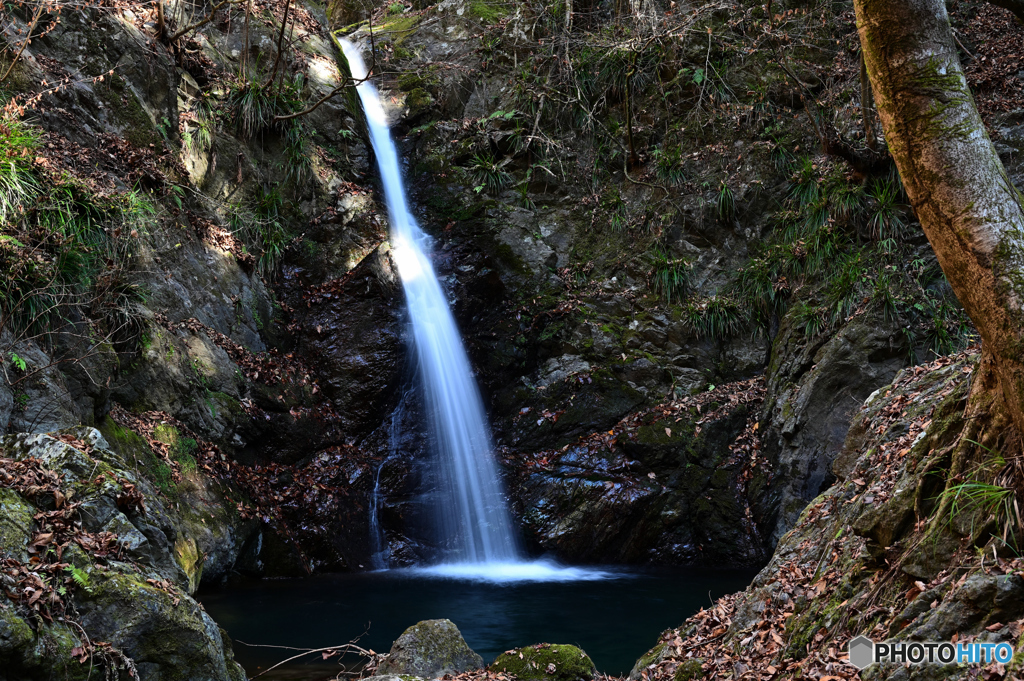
716 180 735 223
682 295 747 339
941 478 1020 547
182 92 215 156
650 248 691 304
229 183 290 277
469 152 513 195
228 72 305 140
651 145 686 186
0 119 152 344
0 119 40 225
866 176 909 241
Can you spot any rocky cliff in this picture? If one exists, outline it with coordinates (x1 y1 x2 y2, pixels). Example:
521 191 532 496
629 349 1024 680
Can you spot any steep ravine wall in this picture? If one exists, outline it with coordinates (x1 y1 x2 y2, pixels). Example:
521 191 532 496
629 351 1024 681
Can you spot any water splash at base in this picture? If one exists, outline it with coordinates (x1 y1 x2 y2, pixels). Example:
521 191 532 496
403 559 622 584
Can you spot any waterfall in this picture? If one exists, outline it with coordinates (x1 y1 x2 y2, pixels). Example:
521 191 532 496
338 37 521 566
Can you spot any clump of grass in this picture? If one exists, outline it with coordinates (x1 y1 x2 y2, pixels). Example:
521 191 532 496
0 118 40 225
182 92 216 156
682 295 746 339
469 152 513 194
940 440 1021 547
716 180 735 223
228 72 304 140
722 157 972 355
650 248 691 304
229 183 290 276
651 145 686 186
866 175 909 241
0 118 151 345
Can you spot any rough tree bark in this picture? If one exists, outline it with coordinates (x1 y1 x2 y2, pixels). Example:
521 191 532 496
853 0 1024 435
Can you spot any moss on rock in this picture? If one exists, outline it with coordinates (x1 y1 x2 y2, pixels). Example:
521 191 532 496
175 536 203 593
405 88 435 118
490 644 597 681
377 619 484 678
0 487 33 560
673 658 703 681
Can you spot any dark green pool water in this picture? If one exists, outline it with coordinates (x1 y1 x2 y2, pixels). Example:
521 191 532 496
199 565 756 679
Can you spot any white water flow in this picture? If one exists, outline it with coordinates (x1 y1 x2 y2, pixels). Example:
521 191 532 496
339 38 617 582
339 38 521 568
368 386 410 570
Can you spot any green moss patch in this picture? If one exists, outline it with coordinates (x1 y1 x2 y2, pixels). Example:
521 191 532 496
490 644 596 681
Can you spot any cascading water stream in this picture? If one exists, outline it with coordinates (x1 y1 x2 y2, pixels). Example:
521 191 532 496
368 386 411 570
337 37 522 568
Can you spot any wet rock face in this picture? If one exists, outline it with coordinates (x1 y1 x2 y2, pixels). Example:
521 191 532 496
288 246 406 439
508 380 770 566
377 619 484 679
761 310 908 545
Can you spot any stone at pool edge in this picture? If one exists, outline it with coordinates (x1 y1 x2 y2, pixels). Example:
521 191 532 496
490 644 597 681
375 619 484 679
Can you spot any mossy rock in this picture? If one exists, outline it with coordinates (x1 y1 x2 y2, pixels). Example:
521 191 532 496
490 644 596 681
0 487 34 561
98 416 153 464
77 569 243 681
405 88 435 118
673 658 703 681
627 640 669 680
174 535 203 593
377 619 484 678
398 72 438 92
153 423 181 447
0 598 35 665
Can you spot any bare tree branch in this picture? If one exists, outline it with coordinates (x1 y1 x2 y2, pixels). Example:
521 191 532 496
166 0 243 42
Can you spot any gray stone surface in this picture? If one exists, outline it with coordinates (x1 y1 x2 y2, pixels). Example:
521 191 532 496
762 310 908 545
377 619 484 679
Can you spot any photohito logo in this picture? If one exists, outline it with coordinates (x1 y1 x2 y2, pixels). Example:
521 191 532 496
847 635 1014 670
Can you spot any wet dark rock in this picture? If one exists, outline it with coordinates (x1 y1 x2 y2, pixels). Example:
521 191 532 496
509 390 768 566
761 310 908 545
495 373 646 452
290 245 405 441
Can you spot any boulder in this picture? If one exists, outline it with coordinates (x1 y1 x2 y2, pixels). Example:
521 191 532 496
377 619 484 679
0 428 247 680
490 644 597 681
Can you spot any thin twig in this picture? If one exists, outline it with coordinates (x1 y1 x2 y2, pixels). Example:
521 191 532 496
245 643 375 679
167 0 242 42
1 3 44 83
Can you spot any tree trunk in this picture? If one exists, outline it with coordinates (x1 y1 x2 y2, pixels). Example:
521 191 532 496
858 50 876 152
853 0 1024 434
